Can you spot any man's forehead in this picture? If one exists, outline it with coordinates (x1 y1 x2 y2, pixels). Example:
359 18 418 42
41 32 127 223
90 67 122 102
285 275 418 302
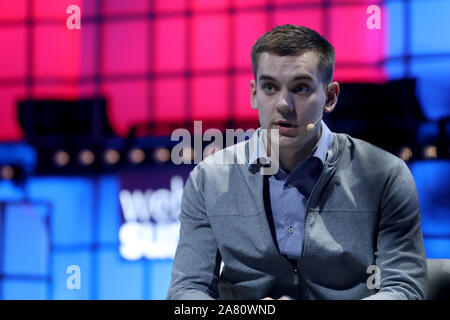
257 51 320 82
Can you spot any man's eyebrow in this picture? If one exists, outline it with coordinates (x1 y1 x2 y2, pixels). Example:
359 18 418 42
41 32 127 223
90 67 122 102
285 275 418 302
258 74 315 83
258 75 277 82
291 74 315 82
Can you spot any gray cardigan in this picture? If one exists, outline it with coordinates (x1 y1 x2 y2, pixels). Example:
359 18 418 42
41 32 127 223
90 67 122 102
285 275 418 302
167 130 427 300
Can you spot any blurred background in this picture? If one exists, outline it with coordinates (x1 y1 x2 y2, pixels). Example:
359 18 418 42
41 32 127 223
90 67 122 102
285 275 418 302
0 0 449 300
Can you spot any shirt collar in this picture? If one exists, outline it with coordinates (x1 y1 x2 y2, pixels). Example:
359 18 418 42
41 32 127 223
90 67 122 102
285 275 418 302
248 127 271 169
247 120 333 172
313 120 333 164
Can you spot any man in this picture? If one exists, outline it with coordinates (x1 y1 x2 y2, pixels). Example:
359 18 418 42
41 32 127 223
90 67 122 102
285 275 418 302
167 24 427 300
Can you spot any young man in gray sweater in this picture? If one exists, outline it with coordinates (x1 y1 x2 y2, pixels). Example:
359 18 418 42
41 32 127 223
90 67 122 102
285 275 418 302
167 24 427 300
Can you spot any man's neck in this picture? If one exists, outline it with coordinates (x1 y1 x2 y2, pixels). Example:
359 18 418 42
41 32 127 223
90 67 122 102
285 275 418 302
278 126 322 174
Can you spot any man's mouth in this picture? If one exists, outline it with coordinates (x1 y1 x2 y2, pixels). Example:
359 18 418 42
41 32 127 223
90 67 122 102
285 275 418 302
273 121 298 134
274 121 298 128
278 123 295 128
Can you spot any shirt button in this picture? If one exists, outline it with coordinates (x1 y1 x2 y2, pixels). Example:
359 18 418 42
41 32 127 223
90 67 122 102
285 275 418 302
288 183 294 188
288 227 294 234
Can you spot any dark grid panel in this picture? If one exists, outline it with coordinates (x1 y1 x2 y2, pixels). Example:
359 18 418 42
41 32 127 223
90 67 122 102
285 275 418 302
0 0 395 141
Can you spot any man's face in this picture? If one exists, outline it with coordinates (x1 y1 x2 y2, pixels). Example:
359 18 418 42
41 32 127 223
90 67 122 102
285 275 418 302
250 51 336 149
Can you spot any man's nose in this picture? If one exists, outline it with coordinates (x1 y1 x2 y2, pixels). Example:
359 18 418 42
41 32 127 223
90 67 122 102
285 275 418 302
276 90 294 113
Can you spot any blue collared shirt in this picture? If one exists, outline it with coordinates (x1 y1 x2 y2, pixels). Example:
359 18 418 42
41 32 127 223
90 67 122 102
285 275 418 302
248 121 334 262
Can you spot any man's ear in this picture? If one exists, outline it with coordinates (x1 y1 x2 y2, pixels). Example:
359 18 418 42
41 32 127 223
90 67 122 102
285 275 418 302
324 81 340 113
250 79 258 110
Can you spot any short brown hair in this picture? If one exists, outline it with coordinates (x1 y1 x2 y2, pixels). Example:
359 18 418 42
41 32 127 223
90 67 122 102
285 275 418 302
251 24 335 86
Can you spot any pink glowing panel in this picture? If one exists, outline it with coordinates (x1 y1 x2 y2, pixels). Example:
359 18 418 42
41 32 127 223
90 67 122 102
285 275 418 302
0 0 26 20
192 0 229 11
272 8 324 34
333 66 387 84
0 86 25 141
81 0 97 17
33 0 83 19
101 81 149 137
191 76 228 120
154 78 186 121
330 5 385 64
34 25 80 78
234 0 267 8
274 0 324 4
80 23 96 77
154 18 187 72
192 14 229 70
234 73 259 120
78 83 96 98
103 0 148 15
234 12 268 69
32 84 79 99
330 0 376 3
0 27 26 79
102 21 148 75
154 0 186 12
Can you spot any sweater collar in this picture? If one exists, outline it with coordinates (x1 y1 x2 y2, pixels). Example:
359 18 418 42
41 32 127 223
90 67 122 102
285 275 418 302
247 121 335 175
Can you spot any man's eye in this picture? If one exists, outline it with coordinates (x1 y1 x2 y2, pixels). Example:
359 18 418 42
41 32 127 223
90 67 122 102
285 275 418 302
294 85 309 94
263 84 277 94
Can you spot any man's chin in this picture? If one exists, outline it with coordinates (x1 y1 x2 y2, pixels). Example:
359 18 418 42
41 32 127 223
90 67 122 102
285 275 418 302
264 128 303 148
278 135 301 148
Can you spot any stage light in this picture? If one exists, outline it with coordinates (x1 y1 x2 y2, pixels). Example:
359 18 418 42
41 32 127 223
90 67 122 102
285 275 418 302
154 147 171 163
79 149 95 166
54 150 70 167
424 145 437 159
1 165 14 180
129 148 145 164
398 147 413 162
104 149 120 165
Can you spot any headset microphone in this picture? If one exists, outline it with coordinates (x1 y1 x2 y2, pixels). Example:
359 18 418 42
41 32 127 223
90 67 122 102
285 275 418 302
306 114 323 131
